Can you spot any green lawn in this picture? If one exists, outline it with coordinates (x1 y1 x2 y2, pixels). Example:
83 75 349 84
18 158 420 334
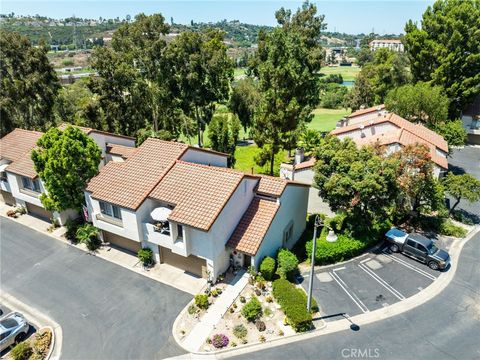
309 108 351 132
319 66 360 82
234 67 247 79
234 144 288 176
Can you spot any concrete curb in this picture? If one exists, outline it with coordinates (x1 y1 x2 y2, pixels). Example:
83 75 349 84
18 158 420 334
0 292 62 360
168 225 479 359
39 326 55 360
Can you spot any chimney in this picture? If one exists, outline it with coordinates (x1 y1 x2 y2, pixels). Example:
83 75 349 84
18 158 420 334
360 105 366 110
295 147 304 165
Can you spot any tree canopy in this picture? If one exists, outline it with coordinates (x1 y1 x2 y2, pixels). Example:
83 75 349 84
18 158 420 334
404 0 480 117
208 112 241 167
443 172 480 214
348 48 410 110
250 1 325 175
385 82 449 125
0 30 60 136
31 126 102 212
229 78 260 134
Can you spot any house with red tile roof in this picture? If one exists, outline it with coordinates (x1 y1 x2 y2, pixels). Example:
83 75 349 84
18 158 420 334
0 125 135 224
331 112 449 177
84 139 309 281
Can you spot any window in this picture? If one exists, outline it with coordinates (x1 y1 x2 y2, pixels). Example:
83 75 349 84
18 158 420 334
177 224 183 239
0 171 7 181
283 222 294 246
0 330 11 340
406 239 416 247
99 201 122 220
416 244 427 254
21 177 41 192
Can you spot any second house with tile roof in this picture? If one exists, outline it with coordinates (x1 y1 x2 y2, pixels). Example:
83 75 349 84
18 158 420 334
84 138 309 280
0 126 136 223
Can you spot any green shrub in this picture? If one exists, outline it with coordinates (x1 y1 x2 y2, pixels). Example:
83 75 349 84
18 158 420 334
65 218 83 243
76 224 101 252
188 304 197 315
11 342 32 360
195 294 209 310
259 256 276 281
439 219 467 238
255 320 266 332
241 296 262 322
62 59 74 66
306 228 369 265
276 248 299 280
137 248 155 267
272 279 312 332
233 324 247 339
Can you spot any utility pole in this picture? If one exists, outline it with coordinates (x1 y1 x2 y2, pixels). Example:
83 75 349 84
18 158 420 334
307 215 321 312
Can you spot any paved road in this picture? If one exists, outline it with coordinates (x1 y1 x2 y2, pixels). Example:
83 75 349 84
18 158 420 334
233 231 480 360
0 217 190 360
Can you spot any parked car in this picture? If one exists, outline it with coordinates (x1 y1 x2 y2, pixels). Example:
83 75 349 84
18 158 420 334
0 312 30 352
385 228 450 270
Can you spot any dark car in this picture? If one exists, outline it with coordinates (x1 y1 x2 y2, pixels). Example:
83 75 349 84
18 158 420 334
385 228 450 270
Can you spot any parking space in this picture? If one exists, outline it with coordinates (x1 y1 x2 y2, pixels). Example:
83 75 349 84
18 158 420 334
301 239 452 321
0 304 37 357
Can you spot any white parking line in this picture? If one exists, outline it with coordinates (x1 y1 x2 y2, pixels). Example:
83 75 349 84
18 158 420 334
360 258 371 264
329 270 369 313
358 263 405 300
381 252 437 281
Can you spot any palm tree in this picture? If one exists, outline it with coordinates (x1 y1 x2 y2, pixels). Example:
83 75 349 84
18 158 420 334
76 224 100 252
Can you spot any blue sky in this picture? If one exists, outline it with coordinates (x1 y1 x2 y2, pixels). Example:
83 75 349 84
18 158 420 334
1 1 434 34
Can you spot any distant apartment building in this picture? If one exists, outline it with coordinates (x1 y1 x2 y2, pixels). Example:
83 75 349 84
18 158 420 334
369 39 404 52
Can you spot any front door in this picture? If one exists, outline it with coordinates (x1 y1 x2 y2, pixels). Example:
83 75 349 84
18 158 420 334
243 255 251 268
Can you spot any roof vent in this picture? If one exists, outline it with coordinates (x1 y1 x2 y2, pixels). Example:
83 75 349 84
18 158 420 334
359 124 365 130
376 106 382 111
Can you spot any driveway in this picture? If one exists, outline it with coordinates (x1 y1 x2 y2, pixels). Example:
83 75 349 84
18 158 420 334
448 146 480 219
231 230 480 360
0 217 191 360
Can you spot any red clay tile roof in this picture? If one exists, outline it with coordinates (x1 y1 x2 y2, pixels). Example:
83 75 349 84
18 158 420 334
4 153 38 178
106 143 138 159
256 175 289 197
149 161 245 231
349 128 448 169
332 112 449 153
0 129 42 162
347 104 385 119
226 197 280 256
87 139 189 209
58 123 135 140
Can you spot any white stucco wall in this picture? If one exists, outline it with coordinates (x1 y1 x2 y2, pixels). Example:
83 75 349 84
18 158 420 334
347 111 387 125
280 166 314 185
88 132 135 166
7 173 45 208
186 177 258 278
336 123 398 141
85 191 143 242
253 185 308 268
180 148 228 167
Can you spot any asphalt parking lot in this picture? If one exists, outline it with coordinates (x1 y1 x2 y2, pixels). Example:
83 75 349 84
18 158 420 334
301 237 453 321
0 304 37 357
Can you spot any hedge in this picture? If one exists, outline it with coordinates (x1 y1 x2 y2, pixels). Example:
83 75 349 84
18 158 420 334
272 279 312 332
276 248 299 280
305 228 375 265
259 257 276 281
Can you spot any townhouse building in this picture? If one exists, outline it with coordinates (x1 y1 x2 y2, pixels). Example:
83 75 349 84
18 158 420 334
84 138 309 280
0 126 135 224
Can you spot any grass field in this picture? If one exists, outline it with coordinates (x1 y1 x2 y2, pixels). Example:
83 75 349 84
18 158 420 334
309 108 351 132
234 144 288 176
319 66 360 82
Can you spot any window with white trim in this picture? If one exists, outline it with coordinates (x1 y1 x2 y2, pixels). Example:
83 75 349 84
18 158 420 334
21 176 41 192
283 222 294 246
99 201 122 220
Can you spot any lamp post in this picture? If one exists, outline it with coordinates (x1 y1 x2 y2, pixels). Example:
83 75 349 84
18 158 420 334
307 216 337 312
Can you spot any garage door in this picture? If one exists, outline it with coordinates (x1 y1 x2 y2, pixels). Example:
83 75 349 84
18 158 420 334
26 203 53 221
103 231 141 254
0 190 15 206
159 246 207 278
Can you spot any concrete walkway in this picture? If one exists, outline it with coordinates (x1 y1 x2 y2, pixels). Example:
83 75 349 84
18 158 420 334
0 203 206 295
182 270 249 352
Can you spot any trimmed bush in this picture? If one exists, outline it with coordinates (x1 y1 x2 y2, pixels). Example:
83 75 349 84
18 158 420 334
259 256 276 281
211 334 229 348
233 324 247 339
138 248 155 267
306 229 367 265
241 296 262 322
272 279 313 332
439 219 467 238
195 294 209 310
276 248 299 280
65 218 83 243
11 342 32 360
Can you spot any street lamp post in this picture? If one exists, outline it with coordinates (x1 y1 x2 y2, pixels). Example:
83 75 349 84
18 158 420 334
307 215 322 312
307 215 337 312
